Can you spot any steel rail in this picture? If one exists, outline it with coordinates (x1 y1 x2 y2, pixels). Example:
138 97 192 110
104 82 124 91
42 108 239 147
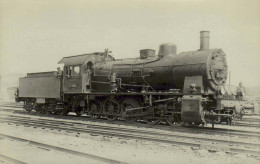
3 112 260 137
0 133 126 164
0 116 260 157
233 122 260 128
0 153 27 164
2 116 260 149
1 105 260 123
1 116 259 149
0 108 259 138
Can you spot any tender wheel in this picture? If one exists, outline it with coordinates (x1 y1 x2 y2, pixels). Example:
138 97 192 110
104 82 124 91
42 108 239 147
24 101 33 112
56 103 68 116
75 111 82 117
34 104 41 113
40 105 48 114
45 104 53 114
121 98 140 122
144 117 159 125
89 101 102 119
60 109 68 116
103 98 120 121
74 106 83 117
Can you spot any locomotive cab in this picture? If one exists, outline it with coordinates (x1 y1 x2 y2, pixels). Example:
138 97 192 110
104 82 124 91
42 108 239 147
63 64 83 93
82 61 94 93
62 61 95 93
58 51 114 94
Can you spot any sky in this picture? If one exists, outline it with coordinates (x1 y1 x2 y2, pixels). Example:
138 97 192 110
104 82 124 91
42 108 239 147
0 0 259 87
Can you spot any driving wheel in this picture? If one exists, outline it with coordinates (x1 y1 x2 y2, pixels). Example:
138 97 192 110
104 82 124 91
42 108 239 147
121 98 140 122
89 100 102 119
103 98 120 121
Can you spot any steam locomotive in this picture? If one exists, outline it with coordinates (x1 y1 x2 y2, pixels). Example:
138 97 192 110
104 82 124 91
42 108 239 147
16 31 243 127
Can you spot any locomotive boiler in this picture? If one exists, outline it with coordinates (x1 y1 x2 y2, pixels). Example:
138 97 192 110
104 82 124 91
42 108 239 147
16 31 242 127
92 35 227 93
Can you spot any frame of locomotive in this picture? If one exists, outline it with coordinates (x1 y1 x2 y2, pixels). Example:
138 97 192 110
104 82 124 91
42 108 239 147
16 31 244 127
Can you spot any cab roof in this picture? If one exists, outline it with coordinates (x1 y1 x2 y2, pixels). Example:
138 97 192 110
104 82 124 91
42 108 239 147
58 52 113 65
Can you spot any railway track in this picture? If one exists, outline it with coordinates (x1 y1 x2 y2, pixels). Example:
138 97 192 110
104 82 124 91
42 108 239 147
3 113 260 138
0 104 23 108
1 112 260 138
0 105 260 138
233 122 260 128
3 102 260 118
0 113 259 157
0 133 125 164
239 117 260 122
0 153 26 164
0 106 260 133
2 103 260 121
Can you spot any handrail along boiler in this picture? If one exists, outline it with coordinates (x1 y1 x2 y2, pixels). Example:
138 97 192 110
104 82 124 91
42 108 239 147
16 31 243 126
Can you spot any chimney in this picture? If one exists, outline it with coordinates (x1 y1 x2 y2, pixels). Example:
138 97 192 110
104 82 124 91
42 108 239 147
200 31 210 50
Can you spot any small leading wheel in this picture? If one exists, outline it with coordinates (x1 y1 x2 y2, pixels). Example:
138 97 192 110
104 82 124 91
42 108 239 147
180 122 200 127
103 98 120 121
144 117 160 125
165 115 175 126
190 122 201 127
164 99 181 126
165 113 181 126
89 101 102 119
226 116 233 126
121 98 140 122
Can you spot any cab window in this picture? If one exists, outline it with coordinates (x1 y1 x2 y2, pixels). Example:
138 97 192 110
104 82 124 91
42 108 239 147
65 66 72 77
65 65 81 77
73 65 80 76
